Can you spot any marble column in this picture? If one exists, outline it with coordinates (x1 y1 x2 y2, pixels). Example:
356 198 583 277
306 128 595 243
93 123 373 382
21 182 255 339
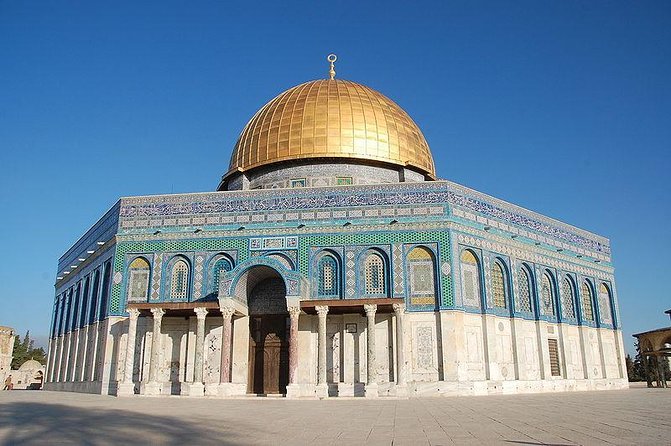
219 307 235 384
140 307 164 395
193 308 208 383
393 303 408 396
117 308 140 396
184 307 208 396
315 305 329 398
286 305 301 398
364 304 378 398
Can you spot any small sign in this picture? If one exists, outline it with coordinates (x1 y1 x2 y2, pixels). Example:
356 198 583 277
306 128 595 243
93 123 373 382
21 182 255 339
346 323 357 333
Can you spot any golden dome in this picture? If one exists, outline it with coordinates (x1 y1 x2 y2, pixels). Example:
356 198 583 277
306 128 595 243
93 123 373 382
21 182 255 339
225 79 435 180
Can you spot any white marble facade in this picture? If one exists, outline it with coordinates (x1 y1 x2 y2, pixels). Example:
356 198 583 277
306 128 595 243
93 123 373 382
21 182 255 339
44 303 627 398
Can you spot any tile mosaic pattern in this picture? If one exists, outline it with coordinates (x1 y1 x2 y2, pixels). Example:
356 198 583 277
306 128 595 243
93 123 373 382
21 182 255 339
150 253 163 301
118 180 610 259
193 253 205 298
392 243 405 297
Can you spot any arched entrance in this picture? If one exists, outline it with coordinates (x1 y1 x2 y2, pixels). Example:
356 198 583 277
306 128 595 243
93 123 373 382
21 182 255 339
241 266 289 394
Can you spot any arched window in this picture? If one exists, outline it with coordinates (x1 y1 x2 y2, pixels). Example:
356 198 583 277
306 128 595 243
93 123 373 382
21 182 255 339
211 257 233 294
363 252 386 295
170 258 190 300
517 266 533 313
460 250 481 307
541 272 556 316
88 270 101 325
581 281 594 322
598 283 613 325
561 277 576 319
64 289 73 333
79 277 90 329
72 282 82 331
98 262 111 321
128 257 151 302
318 254 340 298
407 246 437 306
492 260 507 309
51 299 60 338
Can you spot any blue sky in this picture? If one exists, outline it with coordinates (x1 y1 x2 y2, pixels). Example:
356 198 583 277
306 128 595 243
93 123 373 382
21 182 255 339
1 1 669 354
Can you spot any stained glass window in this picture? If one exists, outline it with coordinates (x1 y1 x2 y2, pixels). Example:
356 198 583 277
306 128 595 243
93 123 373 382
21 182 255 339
129 257 150 301
581 281 594 322
460 250 481 307
541 272 555 316
561 278 576 319
598 283 613 325
211 257 233 293
492 261 507 308
170 259 190 300
364 253 385 295
517 267 532 313
318 255 339 297
408 247 436 306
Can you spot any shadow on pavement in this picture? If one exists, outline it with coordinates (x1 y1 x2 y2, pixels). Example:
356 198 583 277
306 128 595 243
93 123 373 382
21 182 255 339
0 402 246 445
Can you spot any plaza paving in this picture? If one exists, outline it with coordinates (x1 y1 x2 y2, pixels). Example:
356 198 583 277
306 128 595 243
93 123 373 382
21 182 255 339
0 386 669 445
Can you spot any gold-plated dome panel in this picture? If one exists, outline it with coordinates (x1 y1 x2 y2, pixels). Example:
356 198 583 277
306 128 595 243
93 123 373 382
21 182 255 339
227 79 435 179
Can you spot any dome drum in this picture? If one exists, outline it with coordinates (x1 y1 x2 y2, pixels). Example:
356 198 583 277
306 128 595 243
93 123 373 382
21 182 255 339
219 158 428 191
220 79 436 190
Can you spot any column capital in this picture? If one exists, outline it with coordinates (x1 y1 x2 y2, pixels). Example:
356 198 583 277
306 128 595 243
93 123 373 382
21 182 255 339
288 306 301 318
220 306 235 319
194 307 209 319
315 305 329 317
392 303 405 315
150 307 165 318
363 303 377 316
127 308 140 319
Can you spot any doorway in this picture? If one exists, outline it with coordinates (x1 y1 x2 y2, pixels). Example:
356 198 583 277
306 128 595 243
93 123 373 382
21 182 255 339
246 274 289 394
249 314 289 394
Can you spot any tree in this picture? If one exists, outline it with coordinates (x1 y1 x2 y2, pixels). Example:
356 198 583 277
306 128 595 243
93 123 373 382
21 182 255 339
11 331 46 369
626 354 642 381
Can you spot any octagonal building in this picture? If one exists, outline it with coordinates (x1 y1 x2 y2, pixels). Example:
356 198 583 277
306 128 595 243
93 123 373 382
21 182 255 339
44 59 628 397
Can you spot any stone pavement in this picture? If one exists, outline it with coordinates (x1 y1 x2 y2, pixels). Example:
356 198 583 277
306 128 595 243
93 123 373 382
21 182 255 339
0 386 669 445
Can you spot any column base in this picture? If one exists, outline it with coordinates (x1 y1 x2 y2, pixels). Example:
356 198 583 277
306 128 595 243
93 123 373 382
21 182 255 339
204 382 247 397
315 383 329 399
181 382 205 397
394 384 409 398
285 383 301 399
140 381 162 396
364 383 379 398
116 381 136 397
337 383 365 397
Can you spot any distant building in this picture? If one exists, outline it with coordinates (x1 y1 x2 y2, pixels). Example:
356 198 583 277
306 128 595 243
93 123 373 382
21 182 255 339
633 309 671 387
44 56 627 398
12 360 45 390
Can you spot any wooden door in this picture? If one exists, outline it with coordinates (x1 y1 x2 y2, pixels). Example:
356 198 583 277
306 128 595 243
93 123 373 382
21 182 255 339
249 315 289 394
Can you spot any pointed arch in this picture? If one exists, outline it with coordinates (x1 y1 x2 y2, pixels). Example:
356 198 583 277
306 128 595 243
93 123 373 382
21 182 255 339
561 276 576 319
460 249 482 308
581 280 595 322
540 270 556 317
598 283 613 325
360 249 388 297
317 252 341 298
491 259 508 309
168 256 191 300
517 264 534 314
209 254 234 295
407 246 438 307
128 256 151 302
